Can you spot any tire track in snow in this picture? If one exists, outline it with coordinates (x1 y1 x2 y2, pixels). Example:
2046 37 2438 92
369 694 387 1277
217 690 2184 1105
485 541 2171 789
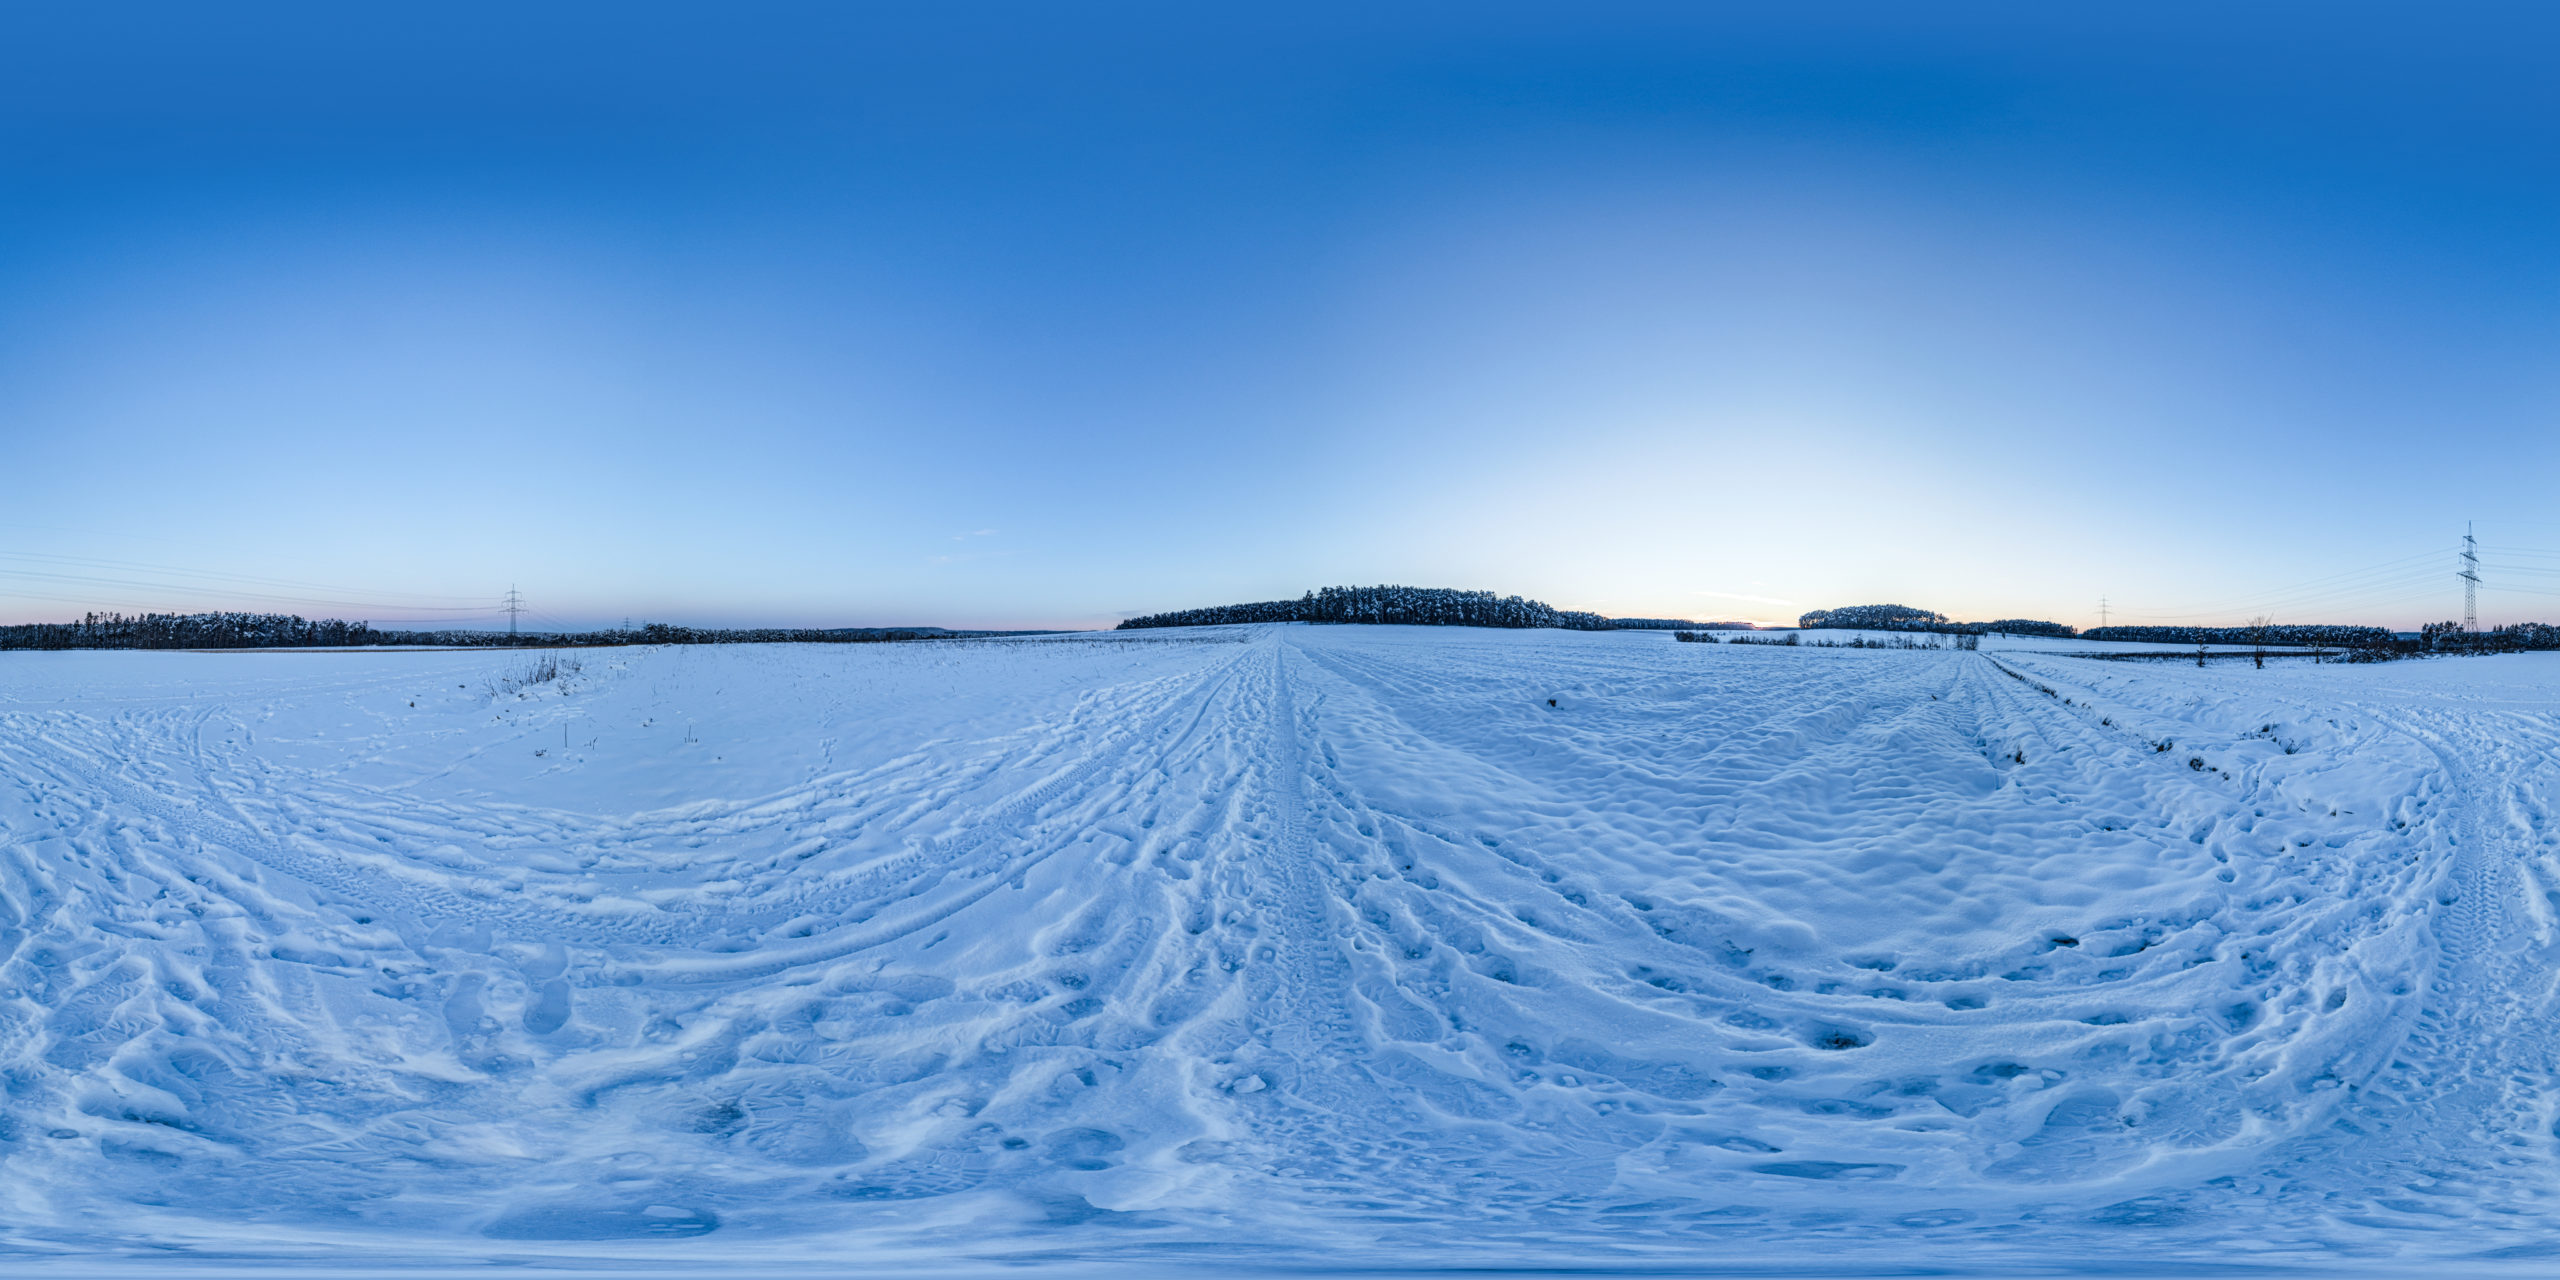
2243 702 2560 1240
595 648 1258 984
1982 652 2550 1246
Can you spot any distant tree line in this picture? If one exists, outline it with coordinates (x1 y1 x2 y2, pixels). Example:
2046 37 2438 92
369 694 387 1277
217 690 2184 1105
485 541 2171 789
1782 608 2560 656
1811 632 1979 650
629 623 975 645
0 612 1026 651
2079 623 2395 648
1606 617 1754 631
1120 586 1614 631
1797 604 2076 637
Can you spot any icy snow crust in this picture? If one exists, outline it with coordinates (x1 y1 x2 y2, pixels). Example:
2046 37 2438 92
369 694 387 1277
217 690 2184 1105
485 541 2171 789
1 626 2555 1275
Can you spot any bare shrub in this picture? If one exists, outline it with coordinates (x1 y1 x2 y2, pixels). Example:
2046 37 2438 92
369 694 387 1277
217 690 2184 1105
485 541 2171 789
486 652 582 699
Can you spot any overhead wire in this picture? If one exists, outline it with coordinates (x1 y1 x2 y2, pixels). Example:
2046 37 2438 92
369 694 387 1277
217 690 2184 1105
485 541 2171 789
0 546 558 628
2108 546 2455 621
2093 538 2560 627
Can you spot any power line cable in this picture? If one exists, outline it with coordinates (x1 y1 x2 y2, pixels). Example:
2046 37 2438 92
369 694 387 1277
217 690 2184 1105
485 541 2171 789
2108 547 2454 621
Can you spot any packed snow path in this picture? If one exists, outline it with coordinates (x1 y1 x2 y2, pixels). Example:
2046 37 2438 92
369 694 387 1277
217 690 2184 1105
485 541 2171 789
1 626 2556 1272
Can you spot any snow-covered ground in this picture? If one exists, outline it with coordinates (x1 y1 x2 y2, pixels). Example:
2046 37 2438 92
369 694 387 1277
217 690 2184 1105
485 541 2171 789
3 625 2557 1277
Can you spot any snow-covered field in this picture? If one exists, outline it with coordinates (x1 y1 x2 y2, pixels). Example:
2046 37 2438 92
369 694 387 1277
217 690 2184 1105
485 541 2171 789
4 625 2558 1277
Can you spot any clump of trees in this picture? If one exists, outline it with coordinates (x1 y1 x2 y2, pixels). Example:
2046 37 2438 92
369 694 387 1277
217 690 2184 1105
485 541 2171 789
1799 604 1945 630
0 612 1020 651
1302 586 1606 629
1797 605 2075 637
1120 586 1611 631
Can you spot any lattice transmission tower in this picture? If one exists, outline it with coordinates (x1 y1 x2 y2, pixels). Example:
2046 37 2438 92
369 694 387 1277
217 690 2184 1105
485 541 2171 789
503 585 526 636
2459 525 2481 632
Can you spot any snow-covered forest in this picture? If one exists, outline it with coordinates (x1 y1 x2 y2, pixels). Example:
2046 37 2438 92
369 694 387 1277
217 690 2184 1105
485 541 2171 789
1797 605 2076 637
1119 585 1626 631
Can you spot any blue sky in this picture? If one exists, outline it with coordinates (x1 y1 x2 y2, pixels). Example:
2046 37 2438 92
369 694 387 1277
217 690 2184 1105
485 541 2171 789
4 3 2557 630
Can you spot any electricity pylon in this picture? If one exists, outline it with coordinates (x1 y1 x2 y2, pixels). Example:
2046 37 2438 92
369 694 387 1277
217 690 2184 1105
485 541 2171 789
2460 526 2481 632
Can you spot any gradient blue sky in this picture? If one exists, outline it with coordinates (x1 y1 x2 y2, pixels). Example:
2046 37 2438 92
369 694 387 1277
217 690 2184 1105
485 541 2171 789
5 3 2558 630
